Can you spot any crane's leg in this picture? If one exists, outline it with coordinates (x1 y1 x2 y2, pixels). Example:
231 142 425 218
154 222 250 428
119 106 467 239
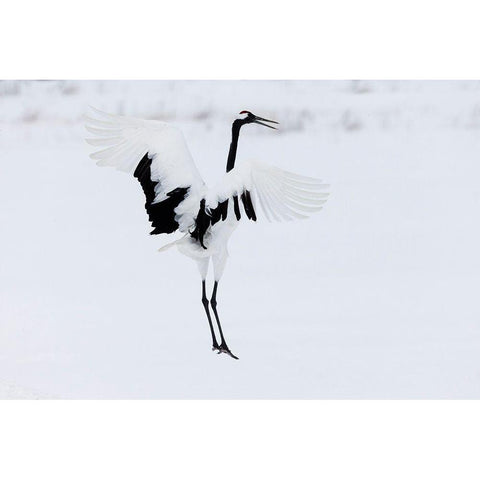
211 252 238 359
197 258 219 352
202 281 219 351
211 281 238 359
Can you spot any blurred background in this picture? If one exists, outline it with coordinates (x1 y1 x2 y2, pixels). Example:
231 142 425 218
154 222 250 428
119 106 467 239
4 80 480 135
1 80 480 398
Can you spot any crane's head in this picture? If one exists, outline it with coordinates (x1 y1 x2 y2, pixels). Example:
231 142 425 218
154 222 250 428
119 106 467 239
237 111 278 129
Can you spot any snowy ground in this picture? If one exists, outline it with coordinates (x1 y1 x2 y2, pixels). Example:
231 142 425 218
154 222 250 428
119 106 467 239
1 80 480 398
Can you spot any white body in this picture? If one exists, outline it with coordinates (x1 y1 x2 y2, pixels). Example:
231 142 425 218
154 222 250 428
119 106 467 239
176 220 237 280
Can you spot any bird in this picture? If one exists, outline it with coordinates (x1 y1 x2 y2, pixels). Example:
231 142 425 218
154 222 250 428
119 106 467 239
85 107 329 359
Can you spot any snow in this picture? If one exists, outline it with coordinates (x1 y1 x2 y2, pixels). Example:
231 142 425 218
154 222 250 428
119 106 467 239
0 379 54 399
1 80 480 398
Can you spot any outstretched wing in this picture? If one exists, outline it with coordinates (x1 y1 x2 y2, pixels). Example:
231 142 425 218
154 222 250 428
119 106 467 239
191 159 329 246
85 107 205 234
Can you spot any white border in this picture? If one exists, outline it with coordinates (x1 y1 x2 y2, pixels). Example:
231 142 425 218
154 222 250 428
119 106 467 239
3 0 480 78
1 401 479 479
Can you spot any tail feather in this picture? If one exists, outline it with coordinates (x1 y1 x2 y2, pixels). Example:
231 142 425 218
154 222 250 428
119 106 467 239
157 235 187 253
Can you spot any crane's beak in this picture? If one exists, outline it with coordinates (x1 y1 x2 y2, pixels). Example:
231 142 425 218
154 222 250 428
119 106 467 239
253 115 279 129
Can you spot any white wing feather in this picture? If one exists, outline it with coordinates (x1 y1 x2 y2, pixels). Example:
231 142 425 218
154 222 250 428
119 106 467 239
205 160 329 222
85 107 205 232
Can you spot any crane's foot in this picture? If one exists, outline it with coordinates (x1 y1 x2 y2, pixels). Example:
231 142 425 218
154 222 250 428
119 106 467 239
217 343 239 360
212 342 221 353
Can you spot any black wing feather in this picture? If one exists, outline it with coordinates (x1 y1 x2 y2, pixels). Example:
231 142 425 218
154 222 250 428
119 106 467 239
133 154 189 235
241 191 257 221
190 190 256 249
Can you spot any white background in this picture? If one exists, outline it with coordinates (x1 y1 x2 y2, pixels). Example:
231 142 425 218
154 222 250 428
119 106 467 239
2 0 480 478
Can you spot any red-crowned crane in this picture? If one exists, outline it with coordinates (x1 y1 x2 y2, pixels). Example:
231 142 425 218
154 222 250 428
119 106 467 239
85 108 329 359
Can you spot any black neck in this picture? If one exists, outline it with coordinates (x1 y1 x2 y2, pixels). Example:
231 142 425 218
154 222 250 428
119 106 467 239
226 120 244 172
